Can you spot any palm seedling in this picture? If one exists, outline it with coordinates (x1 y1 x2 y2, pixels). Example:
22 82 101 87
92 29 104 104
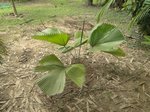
33 23 125 96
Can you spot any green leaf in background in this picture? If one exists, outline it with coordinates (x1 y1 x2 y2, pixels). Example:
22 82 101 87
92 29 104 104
96 0 114 23
33 28 70 46
66 64 85 88
142 36 150 45
89 23 125 56
129 5 150 28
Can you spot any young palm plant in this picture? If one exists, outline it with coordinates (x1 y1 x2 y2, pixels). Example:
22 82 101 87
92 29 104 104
33 23 125 96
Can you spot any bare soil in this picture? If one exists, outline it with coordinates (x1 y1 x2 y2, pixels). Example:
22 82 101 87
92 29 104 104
0 17 150 112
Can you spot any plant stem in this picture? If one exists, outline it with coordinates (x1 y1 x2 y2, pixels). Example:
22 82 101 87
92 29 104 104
78 20 85 59
70 51 75 59
11 0 18 17
64 46 75 59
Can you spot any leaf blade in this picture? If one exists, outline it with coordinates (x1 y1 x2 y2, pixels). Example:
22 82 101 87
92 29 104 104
33 28 70 46
37 68 66 96
66 64 85 88
38 54 64 66
89 23 125 56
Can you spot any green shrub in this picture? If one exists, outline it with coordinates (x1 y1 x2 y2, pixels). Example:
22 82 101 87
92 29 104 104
125 0 150 35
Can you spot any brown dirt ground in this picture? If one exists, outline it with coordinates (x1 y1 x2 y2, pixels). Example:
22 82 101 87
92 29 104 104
0 17 150 112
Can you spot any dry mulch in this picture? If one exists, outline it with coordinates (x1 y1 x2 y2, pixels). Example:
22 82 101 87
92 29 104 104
0 18 150 112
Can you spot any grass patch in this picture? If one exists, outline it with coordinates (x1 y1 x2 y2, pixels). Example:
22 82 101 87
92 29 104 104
0 0 131 36
0 0 98 27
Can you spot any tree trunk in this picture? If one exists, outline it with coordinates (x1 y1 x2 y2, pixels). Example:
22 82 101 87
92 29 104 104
87 0 93 6
11 0 18 16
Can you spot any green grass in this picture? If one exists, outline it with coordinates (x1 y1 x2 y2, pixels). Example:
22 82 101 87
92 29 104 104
0 0 98 27
0 0 131 36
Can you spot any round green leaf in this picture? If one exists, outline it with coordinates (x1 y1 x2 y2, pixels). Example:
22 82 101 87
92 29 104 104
89 23 125 56
142 36 150 45
35 54 66 96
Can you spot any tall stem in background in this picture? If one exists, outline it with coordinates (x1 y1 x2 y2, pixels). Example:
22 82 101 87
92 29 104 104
11 0 18 16
78 20 85 59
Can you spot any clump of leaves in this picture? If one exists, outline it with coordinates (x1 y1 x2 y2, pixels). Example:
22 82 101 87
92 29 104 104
142 35 150 45
96 0 114 23
33 23 125 96
35 54 85 96
97 0 150 35
127 0 150 35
